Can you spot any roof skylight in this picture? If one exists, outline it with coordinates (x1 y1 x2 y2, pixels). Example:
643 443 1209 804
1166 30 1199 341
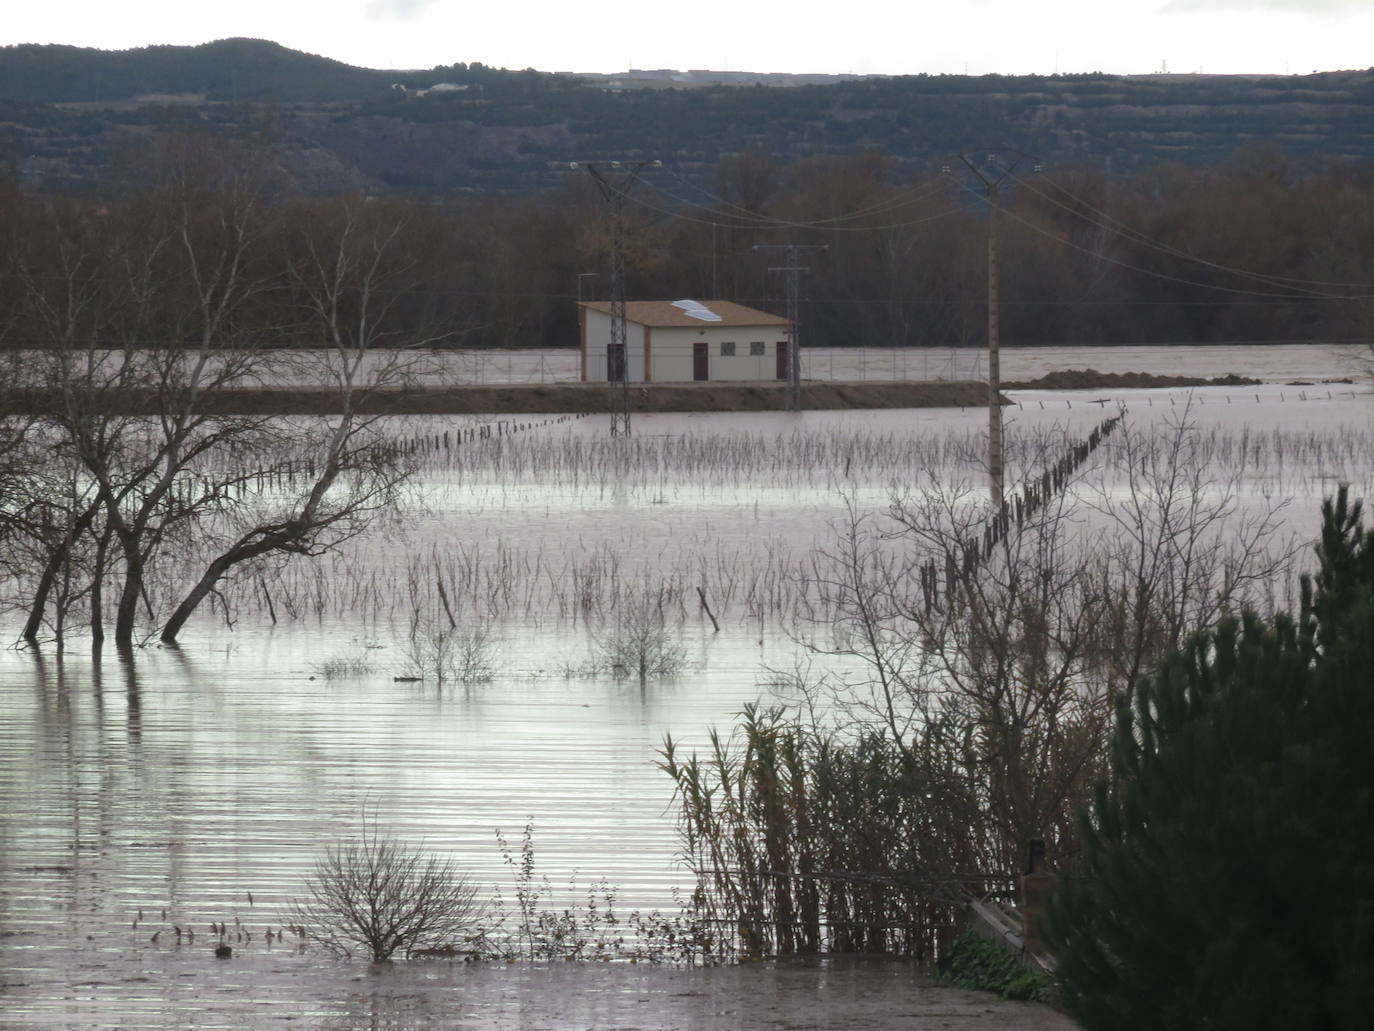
671 299 722 322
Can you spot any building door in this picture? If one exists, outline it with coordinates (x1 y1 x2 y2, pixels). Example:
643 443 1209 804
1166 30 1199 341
775 341 789 380
693 341 709 381
607 343 626 382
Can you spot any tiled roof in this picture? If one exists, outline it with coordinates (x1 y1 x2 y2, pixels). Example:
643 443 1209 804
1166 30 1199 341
581 300 788 328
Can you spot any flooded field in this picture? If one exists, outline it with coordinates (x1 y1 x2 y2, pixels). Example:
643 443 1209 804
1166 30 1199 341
1 343 1370 1029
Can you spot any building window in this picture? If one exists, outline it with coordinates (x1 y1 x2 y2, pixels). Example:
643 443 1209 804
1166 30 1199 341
749 341 765 356
720 341 736 356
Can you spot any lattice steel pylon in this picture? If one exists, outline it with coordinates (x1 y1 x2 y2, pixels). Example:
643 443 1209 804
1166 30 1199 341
585 161 654 436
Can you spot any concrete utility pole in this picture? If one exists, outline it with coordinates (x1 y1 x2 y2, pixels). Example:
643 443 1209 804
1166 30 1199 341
957 152 1024 509
584 161 655 436
755 243 826 412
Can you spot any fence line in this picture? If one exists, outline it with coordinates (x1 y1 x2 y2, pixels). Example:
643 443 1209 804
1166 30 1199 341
919 411 1126 612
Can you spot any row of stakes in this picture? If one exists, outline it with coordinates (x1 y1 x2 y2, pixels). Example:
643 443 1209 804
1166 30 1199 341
917 412 1126 613
1012 388 1357 411
395 412 591 456
178 413 594 502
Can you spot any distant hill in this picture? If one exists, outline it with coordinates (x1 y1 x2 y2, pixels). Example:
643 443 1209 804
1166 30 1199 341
3 40 1372 193
0 38 397 103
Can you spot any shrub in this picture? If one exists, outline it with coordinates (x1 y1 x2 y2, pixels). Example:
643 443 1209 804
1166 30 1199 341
292 815 480 962
483 821 729 965
311 652 378 679
940 931 1052 1002
1046 489 1374 1030
595 593 685 681
401 613 496 683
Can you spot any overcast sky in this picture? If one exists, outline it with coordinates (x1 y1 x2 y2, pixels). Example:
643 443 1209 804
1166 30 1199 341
5 0 1374 77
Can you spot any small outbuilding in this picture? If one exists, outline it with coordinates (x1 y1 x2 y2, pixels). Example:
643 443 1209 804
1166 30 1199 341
579 300 791 383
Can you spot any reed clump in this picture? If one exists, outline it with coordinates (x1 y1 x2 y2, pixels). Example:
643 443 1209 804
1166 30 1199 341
661 705 984 962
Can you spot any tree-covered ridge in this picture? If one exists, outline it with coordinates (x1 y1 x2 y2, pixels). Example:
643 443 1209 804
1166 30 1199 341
0 39 401 103
2 40 1373 193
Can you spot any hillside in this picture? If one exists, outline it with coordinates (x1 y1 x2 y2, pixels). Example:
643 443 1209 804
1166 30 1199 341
3 40 1373 193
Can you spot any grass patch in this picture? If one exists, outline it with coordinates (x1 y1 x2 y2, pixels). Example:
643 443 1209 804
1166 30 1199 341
939 931 1052 1003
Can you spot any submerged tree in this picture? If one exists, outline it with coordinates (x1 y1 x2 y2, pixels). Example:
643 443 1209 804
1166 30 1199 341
1 136 444 648
158 196 440 642
293 814 481 962
1046 487 1374 1031
596 589 687 682
3 154 276 646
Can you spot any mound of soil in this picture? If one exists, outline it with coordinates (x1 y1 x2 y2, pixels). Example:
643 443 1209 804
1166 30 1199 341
1003 368 1261 390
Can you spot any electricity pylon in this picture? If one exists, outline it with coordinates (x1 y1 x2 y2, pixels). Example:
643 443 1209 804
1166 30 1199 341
584 161 654 436
755 243 826 411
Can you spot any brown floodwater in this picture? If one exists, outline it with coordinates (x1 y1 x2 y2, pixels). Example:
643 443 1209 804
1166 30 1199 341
0 645 1081 1030
1 946 1082 1029
4 348 1369 1028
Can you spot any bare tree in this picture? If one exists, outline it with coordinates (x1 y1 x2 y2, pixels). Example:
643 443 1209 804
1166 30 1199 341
663 413 1301 960
1081 408 1296 692
789 411 1297 872
292 814 481 962
2 140 452 649
159 196 445 642
8 138 287 648
595 588 687 682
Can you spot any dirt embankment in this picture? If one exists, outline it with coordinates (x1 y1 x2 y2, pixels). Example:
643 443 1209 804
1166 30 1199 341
10 370 1283 416
10 380 994 416
1003 369 1261 390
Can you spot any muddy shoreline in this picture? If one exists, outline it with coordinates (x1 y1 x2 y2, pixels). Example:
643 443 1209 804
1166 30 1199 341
1002 369 1261 390
0 947 1083 1030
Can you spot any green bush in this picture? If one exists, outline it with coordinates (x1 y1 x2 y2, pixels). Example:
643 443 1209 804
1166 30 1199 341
940 931 1052 1002
1046 489 1374 1031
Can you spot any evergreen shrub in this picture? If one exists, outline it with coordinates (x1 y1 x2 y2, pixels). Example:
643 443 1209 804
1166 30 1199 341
1046 488 1374 1031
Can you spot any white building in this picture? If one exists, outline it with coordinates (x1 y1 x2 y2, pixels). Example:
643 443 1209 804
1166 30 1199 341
579 300 791 383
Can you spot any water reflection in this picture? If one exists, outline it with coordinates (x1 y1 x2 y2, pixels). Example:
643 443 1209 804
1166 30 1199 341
1 627 775 1028
6 367 1363 1027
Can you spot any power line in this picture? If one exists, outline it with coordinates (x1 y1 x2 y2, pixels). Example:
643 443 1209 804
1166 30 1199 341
1005 166 1374 299
984 192 1374 303
654 163 954 230
632 169 964 234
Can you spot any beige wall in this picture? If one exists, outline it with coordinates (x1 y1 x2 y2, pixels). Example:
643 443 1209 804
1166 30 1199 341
583 310 786 382
583 309 648 381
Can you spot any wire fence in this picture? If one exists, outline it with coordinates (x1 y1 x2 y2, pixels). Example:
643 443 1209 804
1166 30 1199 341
404 342 1360 386
451 347 987 385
